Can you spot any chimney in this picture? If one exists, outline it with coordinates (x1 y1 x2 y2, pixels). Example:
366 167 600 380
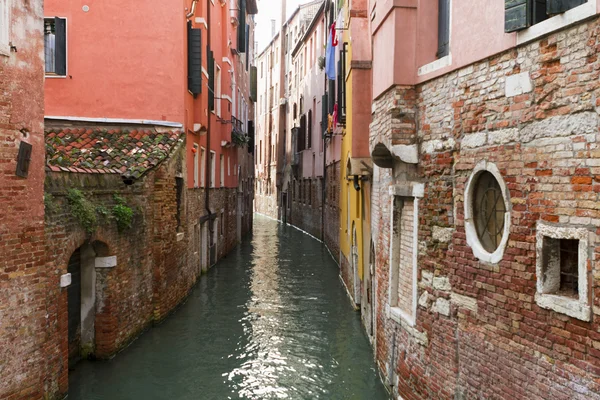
271 19 276 37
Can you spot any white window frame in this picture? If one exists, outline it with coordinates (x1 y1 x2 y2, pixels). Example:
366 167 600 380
220 154 224 187
386 182 424 327
215 65 222 117
200 147 206 187
193 144 199 187
464 160 511 264
535 222 592 321
210 150 216 188
44 16 68 78
0 0 10 57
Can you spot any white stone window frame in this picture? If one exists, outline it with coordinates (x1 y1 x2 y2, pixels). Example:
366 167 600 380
464 160 511 264
0 0 10 57
535 222 592 322
386 182 424 327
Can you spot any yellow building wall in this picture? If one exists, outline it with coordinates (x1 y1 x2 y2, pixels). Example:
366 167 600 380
339 14 368 281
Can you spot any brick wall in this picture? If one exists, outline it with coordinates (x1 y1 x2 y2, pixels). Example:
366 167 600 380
371 17 600 400
0 1 48 398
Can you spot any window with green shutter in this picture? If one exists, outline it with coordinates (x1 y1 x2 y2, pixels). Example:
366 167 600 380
505 0 588 33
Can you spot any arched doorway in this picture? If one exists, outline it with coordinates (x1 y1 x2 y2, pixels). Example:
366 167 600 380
351 224 360 305
66 240 111 368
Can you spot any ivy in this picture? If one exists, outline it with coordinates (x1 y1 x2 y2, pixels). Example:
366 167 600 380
112 194 133 232
232 131 250 147
67 189 98 234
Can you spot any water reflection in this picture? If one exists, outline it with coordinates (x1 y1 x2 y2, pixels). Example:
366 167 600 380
69 216 387 400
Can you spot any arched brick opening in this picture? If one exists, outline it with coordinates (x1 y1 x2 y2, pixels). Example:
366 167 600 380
61 240 115 373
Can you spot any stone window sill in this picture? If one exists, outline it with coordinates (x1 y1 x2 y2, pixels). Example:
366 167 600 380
517 0 597 45
417 54 452 77
388 305 415 327
385 304 427 346
535 293 591 322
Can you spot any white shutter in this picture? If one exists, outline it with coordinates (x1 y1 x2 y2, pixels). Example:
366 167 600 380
0 0 10 56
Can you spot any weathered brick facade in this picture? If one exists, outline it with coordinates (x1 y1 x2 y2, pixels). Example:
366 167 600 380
0 1 47 398
371 18 600 400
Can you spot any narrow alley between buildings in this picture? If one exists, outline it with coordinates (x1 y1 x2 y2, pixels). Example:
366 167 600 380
67 216 388 400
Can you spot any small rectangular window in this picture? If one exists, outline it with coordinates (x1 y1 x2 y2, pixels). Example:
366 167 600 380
0 0 10 56
541 237 579 298
505 0 587 32
45 17 67 75
437 0 450 57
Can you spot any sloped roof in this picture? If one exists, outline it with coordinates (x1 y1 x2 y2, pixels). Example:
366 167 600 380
45 127 183 178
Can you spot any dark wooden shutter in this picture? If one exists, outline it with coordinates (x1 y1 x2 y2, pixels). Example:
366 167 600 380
437 0 450 57
245 24 250 68
55 17 67 76
321 94 328 134
238 0 246 52
15 141 32 178
533 0 548 24
547 0 585 14
339 46 346 124
250 66 257 101
308 110 312 149
298 114 306 151
328 79 335 114
208 49 215 111
187 22 202 96
505 0 531 32
248 121 255 153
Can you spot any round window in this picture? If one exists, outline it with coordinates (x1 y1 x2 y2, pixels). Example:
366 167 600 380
472 171 506 253
464 161 511 264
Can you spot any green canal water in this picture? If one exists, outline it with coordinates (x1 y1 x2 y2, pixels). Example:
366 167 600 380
69 216 388 400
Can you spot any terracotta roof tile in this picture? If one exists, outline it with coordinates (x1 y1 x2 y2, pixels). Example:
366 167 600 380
45 127 183 178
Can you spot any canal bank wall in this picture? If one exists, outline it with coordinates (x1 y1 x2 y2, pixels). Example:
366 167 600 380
33 128 252 399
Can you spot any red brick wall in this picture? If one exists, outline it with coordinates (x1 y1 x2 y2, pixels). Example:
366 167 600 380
371 18 600 400
0 1 48 398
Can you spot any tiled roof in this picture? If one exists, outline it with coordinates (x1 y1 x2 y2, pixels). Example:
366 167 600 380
45 128 183 178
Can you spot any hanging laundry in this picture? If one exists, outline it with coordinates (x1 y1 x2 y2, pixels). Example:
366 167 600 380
325 23 337 80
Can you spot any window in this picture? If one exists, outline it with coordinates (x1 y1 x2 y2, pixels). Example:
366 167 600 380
228 156 231 176
44 18 67 75
193 144 199 187
464 161 511 264
216 65 222 117
200 147 206 187
535 222 591 321
0 0 10 56
505 0 587 32
210 151 216 187
388 183 424 327
220 154 224 187
220 212 225 237
437 0 450 57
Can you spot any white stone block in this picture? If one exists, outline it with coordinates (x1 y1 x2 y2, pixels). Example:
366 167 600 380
451 293 478 313
177 232 185 242
95 256 117 269
433 298 451 316
421 271 433 288
418 291 431 309
433 276 452 292
432 226 453 243
462 132 487 149
505 72 532 97
60 273 72 288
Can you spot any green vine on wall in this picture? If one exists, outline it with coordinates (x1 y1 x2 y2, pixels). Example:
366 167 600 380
112 195 134 232
65 190 134 234
67 189 98 234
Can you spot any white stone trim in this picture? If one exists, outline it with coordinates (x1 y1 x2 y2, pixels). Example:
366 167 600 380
418 54 452 77
202 67 209 79
517 0 597 45
535 222 592 321
60 273 72 288
464 160 511 264
45 116 183 128
95 256 117 268
222 57 232 66
387 183 421 327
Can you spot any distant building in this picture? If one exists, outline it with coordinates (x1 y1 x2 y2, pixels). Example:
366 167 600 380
255 0 341 254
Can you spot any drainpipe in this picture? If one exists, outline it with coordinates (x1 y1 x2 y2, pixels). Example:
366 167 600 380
186 0 198 19
353 175 361 192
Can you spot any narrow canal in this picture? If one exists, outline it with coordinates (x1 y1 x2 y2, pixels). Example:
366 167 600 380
69 216 388 399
